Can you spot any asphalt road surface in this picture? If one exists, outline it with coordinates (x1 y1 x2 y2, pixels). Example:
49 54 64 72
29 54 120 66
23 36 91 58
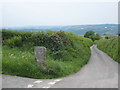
1 45 118 88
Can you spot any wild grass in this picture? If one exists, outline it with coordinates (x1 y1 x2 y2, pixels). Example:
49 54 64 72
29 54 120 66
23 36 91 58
2 30 93 79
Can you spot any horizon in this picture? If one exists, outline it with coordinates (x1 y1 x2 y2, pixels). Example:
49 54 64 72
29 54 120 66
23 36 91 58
1 23 118 36
2 23 118 28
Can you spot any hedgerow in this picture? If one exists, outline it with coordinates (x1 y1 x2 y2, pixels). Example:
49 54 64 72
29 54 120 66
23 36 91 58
95 37 120 63
2 30 93 78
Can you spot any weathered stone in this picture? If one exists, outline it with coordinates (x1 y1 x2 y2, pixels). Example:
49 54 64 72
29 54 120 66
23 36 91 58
34 46 46 70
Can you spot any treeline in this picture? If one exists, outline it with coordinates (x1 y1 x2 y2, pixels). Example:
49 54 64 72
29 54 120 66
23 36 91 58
95 37 120 63
2 30 93 78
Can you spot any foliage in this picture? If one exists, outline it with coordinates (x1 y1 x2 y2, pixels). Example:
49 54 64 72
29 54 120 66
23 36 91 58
84 31 95 38
95 37 120 63
84 31 101 41
105 36 110 39
5 36 22 47
2 30 93 78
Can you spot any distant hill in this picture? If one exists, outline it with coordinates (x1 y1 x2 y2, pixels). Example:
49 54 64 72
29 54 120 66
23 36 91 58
3 24 118 35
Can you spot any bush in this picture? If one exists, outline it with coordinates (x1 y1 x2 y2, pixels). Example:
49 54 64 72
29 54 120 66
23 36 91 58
5 36 22 47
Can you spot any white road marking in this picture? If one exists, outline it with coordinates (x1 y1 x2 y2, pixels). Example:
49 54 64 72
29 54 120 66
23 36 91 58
48 81 56 85
27 79 61 88
42 86 51 88
42 79 62 88
54 79 62 82
34 80 43 84
27 84 34 88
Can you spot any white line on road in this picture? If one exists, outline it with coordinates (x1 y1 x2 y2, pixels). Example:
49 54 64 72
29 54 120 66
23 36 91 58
42 80 62 88
48 81 56 85
42 86 51 88
54 79 62 82
34 80 43 84
27 84 34 88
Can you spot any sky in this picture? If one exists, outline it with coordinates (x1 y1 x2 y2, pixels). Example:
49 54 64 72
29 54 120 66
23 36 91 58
0 0 119 27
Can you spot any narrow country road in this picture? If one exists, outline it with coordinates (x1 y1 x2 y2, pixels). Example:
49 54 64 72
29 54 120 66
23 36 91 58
2 45 118 88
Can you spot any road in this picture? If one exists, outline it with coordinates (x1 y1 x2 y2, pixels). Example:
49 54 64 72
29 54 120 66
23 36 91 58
2 45 118 88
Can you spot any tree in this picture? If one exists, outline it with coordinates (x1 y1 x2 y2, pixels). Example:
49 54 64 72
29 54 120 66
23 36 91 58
84 31 101 41
95 33 101 40
84 31 95 38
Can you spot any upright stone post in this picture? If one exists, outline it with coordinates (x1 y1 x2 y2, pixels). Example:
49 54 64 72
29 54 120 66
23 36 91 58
34 46 46 70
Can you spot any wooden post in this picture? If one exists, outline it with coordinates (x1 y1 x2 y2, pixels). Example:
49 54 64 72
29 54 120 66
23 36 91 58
34 46 46 70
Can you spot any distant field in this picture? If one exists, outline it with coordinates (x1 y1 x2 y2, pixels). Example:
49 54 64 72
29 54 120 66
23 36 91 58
2 30 93 79
3 24 118 35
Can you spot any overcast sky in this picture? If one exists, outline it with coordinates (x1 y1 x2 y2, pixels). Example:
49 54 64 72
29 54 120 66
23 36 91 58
0 0 118 27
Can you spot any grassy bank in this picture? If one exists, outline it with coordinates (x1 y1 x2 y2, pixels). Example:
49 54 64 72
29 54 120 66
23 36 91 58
95 37 120 63
2 30 93 79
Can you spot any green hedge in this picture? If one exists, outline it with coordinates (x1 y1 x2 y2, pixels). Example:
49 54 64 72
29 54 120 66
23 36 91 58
2 30 93 78
2 30 93 61
95 37 120 63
